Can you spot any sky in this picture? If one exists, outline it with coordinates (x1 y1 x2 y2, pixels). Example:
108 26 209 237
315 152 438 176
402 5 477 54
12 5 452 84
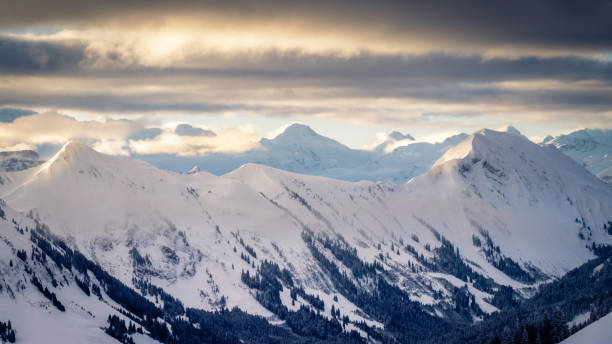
0 0 611 156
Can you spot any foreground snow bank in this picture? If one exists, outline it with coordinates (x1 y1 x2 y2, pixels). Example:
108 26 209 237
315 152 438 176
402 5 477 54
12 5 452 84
560 311 612 344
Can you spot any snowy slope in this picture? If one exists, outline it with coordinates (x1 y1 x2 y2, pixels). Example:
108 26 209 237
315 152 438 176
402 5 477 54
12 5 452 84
0 202 161 344
544 129 612 182
560 311 612 344
0 130 611 333
418 129 612 276
375 133 469 183
597 165 612 184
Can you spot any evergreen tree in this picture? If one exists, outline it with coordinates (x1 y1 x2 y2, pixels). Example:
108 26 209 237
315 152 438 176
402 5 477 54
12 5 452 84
501 327 513 344
535 332 542 344
551 308 569 342
520 328 529 344
8 329 15 343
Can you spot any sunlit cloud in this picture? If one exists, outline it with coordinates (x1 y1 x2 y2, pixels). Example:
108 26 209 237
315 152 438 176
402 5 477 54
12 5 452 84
0 111 263 156
2 1 611 60
92 138 130 156
0 1 610 149
0 111 137 148
128 126 260 156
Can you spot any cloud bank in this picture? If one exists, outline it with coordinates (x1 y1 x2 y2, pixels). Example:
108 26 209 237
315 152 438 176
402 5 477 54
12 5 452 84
0 111 259 156
0 1 610 138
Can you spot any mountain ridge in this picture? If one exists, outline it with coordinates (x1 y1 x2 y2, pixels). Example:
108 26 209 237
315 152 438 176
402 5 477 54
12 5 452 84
0 129 611 342
543 129 612 182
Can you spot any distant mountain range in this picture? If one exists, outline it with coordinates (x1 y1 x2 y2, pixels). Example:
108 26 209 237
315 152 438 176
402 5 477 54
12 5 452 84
135 124 612 184
136 123 470 183
542 129 612 183
1 124 611 185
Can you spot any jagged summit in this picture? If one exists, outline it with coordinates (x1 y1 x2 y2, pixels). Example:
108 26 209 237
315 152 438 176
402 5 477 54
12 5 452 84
503 125 524 137
434 129 532 167
265 123 321 144
38 140 101 173
59 140 95 156
428 129 609 218
262 123 349 150
280 123 318 137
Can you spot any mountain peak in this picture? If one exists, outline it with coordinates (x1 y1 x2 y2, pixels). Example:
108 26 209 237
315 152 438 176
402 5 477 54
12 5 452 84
504 125 522 136
263 123 349 151
54 140 99 161
280 123 318 137
434 129 531 167
39 140 101 174
62 140 92 154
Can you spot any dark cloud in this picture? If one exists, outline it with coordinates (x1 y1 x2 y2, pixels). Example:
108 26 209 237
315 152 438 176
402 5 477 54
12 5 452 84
0 107 36 122
1 1 611 52
420 112 486 119
0 37 611 126
175 124 216 137
129 128 163 140
2 37 611 84
0 37 85 73
0 91 255 113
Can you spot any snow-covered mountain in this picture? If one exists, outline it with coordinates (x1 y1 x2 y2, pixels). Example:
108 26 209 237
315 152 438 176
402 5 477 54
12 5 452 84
542 129 612 183
1 130 611 342
0 150 43 172
140 123 468 183
374 132 469 183
0 203 161 343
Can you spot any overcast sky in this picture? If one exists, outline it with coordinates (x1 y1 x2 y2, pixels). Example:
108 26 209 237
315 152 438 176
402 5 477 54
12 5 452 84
0 0 611 155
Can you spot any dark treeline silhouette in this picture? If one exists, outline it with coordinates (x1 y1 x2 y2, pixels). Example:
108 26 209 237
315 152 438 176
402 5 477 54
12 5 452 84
241 260 361 342
15 216 612 344
0 321 16 343
436 249 612 344
27 221 361 343
302 231 451 343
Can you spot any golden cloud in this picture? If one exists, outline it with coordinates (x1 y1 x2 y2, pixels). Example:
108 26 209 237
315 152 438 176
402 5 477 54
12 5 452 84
0 111 136 147
128 126 261 156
